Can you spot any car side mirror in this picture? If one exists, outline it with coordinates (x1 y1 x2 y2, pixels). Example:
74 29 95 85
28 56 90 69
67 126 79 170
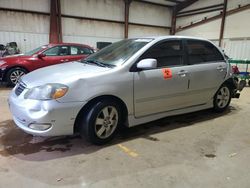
137 59 157 70
37 53 46 59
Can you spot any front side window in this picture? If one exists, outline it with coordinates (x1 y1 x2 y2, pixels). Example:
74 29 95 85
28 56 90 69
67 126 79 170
44 46 69 56
140 40 183 67
187 40 224 64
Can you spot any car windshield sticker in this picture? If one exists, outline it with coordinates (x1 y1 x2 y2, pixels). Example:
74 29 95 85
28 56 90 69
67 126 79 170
162 68 172 79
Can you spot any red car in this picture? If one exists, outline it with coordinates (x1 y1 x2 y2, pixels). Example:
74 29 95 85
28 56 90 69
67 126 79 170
0 43 94 86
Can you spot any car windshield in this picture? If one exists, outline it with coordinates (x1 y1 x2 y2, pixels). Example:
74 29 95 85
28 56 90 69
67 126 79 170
24 45 48 56
82 38 153 67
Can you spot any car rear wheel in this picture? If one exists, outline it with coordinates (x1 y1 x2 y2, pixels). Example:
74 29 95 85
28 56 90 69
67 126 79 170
213 84 232 112
6 67 27 86
80 99 122 145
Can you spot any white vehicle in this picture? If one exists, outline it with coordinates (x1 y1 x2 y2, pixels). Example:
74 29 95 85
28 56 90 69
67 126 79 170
8 36 241 145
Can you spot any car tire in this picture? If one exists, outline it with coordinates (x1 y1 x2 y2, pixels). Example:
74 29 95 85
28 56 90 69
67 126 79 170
6 67 27 86
213 84 232 112
80 99 122 145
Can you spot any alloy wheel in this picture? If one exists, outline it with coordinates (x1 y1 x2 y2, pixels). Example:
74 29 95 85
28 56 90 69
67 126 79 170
94 106 118 139
216 86 230 108
10 70 26 84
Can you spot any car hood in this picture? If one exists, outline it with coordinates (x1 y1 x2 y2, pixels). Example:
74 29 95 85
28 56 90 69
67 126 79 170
21 61 110 88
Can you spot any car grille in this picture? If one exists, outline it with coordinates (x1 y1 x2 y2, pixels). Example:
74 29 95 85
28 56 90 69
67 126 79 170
15 81 26 96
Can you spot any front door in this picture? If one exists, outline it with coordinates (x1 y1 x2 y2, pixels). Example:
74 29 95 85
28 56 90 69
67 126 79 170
42 45 71 67
134 40 190 117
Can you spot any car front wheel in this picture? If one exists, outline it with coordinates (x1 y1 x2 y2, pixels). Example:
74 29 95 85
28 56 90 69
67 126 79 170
80 99 122 145
213 84 232 112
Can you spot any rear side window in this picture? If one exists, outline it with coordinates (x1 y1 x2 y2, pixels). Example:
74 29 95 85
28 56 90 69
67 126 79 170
70 46 93 55
70 46 78 55
140 40 183 67
187 40 224 64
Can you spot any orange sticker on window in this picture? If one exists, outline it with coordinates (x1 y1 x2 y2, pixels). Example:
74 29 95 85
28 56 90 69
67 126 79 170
162 68 172 79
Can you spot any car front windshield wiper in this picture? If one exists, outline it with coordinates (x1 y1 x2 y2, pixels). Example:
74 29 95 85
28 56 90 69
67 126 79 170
81 59 115 68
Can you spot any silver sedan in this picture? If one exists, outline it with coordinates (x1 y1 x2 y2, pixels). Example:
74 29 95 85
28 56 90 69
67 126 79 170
8 36 240 145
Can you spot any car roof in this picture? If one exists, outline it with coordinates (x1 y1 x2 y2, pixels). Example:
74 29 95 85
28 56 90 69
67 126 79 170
132 35 212 42
48 43 93 48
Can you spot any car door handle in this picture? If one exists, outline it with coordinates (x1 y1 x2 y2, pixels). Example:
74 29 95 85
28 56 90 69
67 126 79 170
178 70 188 77
60 59 69 62
216 66 225 72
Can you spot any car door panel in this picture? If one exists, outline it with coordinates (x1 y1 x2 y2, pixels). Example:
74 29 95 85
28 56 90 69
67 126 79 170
189 62 227 102
134 67 190 117
133 39 192 118
185 40 227 104
42 46 70 66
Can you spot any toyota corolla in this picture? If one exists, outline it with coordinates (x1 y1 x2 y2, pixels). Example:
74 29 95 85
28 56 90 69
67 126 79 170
8 36 241 145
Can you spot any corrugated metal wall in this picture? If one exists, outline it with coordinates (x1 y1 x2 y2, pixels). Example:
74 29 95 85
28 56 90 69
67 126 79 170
224 39 250 59
129 1 170 37
0 31 48 53
1 0 248 58
61 0 170 48
176 0 250 60
223 39 250 71
60 0 124 48
0 0 171 52
0 0 50 53
0 0 50 12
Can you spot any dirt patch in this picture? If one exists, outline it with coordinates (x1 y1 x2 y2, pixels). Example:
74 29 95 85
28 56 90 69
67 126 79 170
205 154 216 158
143 135 160 141
0 120 78 156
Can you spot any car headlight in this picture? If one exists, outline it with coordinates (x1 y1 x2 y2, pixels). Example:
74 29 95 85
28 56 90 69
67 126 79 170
24 83 68 100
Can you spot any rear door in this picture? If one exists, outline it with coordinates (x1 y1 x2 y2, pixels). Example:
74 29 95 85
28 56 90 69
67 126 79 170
184 39 227 104
134 39 190 117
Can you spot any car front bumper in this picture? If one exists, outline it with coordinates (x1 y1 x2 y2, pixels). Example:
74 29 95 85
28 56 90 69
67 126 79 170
8 88 86 136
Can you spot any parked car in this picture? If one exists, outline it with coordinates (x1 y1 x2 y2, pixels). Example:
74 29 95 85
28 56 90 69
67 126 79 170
8 36 242 145
0 43 94 86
